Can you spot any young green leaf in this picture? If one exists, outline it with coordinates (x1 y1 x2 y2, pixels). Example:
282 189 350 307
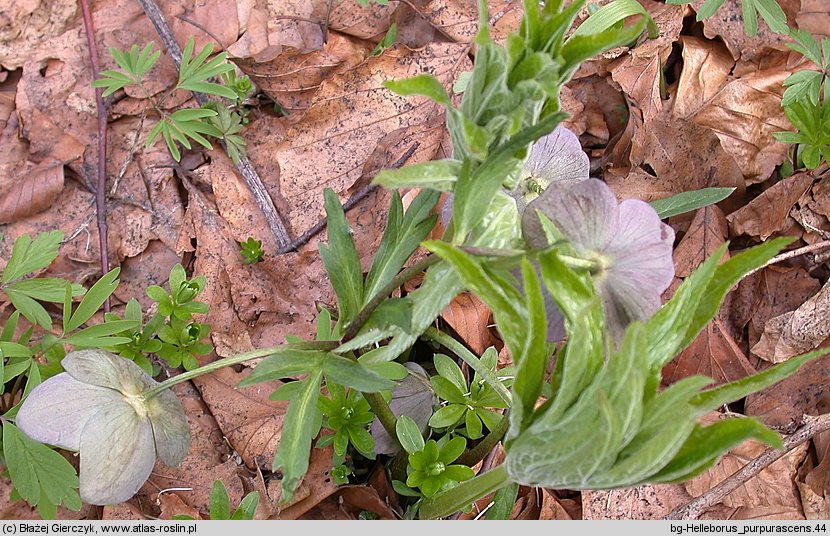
64 268 121 333
2 231 63 284
396 415 426 455
650 188 736 219
209 480 231 520
319 188 364 327
177 37 237 100
2 422 81 519
271 368 323 504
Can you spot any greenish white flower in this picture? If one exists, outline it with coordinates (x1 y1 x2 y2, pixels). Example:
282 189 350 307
16 349 190 505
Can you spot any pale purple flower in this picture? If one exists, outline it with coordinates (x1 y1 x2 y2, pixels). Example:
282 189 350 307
16 349 190 505
522 178 675 340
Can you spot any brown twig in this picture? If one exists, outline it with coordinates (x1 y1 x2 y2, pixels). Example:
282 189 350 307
79 0 111 311
135 0 293 248
664 413 830 520
746 239 830 278
276 142 421 254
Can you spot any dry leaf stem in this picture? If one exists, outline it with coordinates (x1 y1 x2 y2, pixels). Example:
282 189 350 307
135 0 292 248
79 0 111 311
664 413 830 520
746 239 830 278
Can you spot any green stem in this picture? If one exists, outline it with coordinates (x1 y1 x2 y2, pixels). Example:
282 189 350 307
342 255 440 342
422 326 511 406
363 391 401 451
457 413 509 468
418 464 511 519
140 340 337 401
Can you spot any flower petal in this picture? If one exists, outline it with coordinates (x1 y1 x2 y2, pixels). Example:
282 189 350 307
79 402 155 505
63 349 156 396
523 125 589 186
522 178 619 251
16 373 121 451
606 199 676 293
146 389 190 467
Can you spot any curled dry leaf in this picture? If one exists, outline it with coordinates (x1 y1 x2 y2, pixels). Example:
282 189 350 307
691 0 793 62
745 354 830 430
727 173 814 240
752 279 830 363
683 413 808 520
689 67 791 184
674 36 735 120
606 95 745 204
607 0 686 123
227 0 323 62
441 292 495 356
749 267 822 351
0 161 64 224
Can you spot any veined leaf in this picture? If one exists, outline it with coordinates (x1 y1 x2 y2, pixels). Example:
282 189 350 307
2 231 63 284
271 368 323 504
372 161 461 191
319 188 364 327
396 415 425 455
238 349 325 387
2 422 81 519
7 279 85 302
650 188 735 219
384 74 451 106
63 320 139 348
321 354 395 393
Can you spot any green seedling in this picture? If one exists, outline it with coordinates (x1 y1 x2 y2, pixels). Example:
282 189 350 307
239 237 264 264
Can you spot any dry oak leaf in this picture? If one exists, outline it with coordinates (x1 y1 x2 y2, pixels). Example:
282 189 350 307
0 161 64 224
748 267 822 352
689 67 791 184
268 42 469 235
752 278 830 363
403 0 523 45
328 0 398 40
797 427 830 520
797 0 830 37
690 0 794 62
673 205 729 278
727 172 815 240
745 354 830 431
227 0 323 62
441 291 494 356
582 485 692 519
684 412 808 519
607 0 686 123
606 96 745 204
673 36 735 120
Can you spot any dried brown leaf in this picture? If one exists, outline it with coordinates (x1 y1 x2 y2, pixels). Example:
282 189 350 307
441 292 493 355
607 1 685 123
727 173 814 240
582 485 692 519
674 36 735 120
606 99 745 204
748 267 821 352
673 205 729 278
191 366 287 471
328 0 397 40
0 162 64 224
684 413 807 518
662 317 757 386
797 0 830 37
0 0 77 70
745 354 830 430
689 67 791 184
407 0 523 45
262 42 468 235
691 0 793 62
752 279 830 363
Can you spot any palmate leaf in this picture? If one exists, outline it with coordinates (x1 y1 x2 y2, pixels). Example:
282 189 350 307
2 422 81 519
91 43 160 97
2 231 63 284
177 37 237 100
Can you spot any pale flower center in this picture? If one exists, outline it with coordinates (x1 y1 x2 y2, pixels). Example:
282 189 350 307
123 393 149 418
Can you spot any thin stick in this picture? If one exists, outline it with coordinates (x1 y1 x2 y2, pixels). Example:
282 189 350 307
746 239 830 278
664 413 830 520
135 0 293 248
79 0 111 312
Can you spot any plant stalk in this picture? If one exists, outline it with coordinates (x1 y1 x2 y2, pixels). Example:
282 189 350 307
140 340 337 400
341 254 440 342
